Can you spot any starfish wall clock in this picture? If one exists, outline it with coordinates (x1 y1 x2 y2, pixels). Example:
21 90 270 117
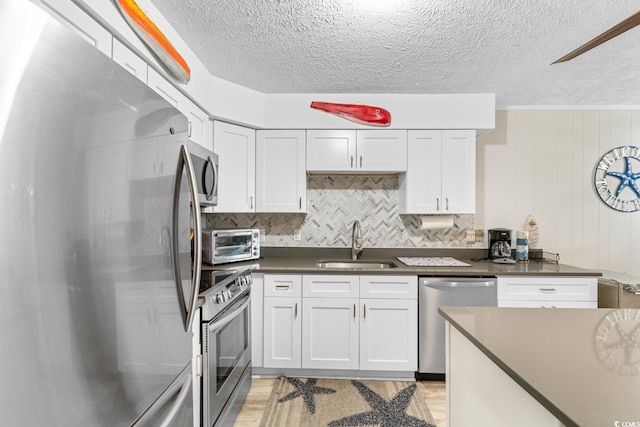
593 146 640 212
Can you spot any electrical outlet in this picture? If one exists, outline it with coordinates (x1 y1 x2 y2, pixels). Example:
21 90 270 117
293 229 302 241
259 229 266 242
466 230 476 244
475 229 484 242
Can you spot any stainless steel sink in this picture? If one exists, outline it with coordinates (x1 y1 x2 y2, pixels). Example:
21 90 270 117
316 259 397 269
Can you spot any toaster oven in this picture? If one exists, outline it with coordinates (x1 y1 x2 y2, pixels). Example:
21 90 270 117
202 229 260 265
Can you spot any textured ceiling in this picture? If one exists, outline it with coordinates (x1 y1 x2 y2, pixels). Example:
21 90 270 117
151 0 640 107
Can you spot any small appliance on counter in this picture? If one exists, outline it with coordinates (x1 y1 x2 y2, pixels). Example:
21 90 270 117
202 229 260 265
488 228 516 264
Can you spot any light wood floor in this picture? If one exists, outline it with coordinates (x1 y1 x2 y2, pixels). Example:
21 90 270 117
233 378 446 426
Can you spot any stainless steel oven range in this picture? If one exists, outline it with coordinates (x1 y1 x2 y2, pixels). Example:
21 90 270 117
199 268 252 427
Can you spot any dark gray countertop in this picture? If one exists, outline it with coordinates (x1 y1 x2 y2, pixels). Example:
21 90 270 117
203 247 602 277
439 306 640 427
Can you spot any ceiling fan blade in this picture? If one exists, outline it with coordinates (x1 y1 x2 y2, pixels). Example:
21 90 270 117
552 10 640 64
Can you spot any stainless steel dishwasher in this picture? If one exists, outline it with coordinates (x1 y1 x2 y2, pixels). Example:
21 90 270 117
417 277 497 380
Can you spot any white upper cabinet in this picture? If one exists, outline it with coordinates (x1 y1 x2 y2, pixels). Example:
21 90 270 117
147 68 185 112
356 130 407 172
306 130 356 171
184 98 211 149
256 130 307 213
213 121 256 212
306 130 407 173
399 130 476 214
40 0 113 56
111 38 148 83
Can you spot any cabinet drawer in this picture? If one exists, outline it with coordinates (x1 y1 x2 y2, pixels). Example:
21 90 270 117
303 275 359 298
264 274 302 297
499 300 597 309
497 276 597 302
359 275 417 299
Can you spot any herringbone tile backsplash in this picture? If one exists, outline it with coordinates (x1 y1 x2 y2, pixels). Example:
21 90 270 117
208 176 476 248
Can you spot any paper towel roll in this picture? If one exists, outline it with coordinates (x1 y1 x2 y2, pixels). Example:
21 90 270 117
420 215 454 230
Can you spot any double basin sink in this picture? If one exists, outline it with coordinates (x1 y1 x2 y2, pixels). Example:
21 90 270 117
316 259 397 269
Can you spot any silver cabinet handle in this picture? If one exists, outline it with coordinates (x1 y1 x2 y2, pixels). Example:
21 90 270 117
539 288 557 293
353 304 356 318
249 196 253 209
363 304 367 318
275 284 290 290
359 156 363 168
299 197 302 210
172 145 202 332
436 198 440 211
350 156 354 168
294 302 298 318
188 121 192 138
446 197 449 211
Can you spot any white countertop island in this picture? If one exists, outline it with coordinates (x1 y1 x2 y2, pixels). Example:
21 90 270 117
439 306 640 427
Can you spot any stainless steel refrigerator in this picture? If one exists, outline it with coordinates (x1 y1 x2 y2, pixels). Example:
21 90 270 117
0 0 200 425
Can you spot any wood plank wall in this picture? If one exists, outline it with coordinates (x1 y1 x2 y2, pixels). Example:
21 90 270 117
477 110 640 277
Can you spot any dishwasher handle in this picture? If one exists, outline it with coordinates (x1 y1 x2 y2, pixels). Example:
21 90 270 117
422 280 496 289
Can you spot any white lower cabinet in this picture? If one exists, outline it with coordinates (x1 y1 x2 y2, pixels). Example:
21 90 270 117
302 298 359 370
262 273 417 372
359 298 417 371
263 275 302 368
497 276 598 308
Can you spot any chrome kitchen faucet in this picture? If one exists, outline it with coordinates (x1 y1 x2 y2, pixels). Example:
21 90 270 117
352 220 363 260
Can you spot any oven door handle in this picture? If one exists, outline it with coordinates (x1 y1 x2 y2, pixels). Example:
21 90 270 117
208 292 250 333
172 144 202 332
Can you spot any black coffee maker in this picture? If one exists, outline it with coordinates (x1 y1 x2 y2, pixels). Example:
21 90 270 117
488 228 515 263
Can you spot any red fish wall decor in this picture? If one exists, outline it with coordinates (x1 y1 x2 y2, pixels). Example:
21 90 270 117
115 0 191 83
310 102 391 127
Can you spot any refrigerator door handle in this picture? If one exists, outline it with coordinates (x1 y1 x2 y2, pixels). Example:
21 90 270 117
132 363 192 427
173 144 202 332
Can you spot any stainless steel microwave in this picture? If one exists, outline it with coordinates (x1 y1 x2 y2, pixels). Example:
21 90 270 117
202 229 260 265
187 141 218 208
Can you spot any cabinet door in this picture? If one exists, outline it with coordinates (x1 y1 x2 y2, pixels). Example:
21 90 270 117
441 130 475 214
40 0 112 56
184 98 210 149
356 130 407 172
306 130 357 172
359 299 417 371
301 298 359 370
256 130 306 212
213 121 256 212
399 130 442 214
263 297 301 368
112 38 148 83
147 68 185 112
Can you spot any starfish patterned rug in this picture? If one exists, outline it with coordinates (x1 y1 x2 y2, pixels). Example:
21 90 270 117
259 376 437 427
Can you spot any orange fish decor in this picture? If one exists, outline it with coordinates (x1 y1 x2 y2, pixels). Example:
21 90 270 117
310 102 391 127
115 0 191 84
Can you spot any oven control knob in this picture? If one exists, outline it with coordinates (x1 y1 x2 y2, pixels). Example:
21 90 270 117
216 293 225 304
225 290 232 300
